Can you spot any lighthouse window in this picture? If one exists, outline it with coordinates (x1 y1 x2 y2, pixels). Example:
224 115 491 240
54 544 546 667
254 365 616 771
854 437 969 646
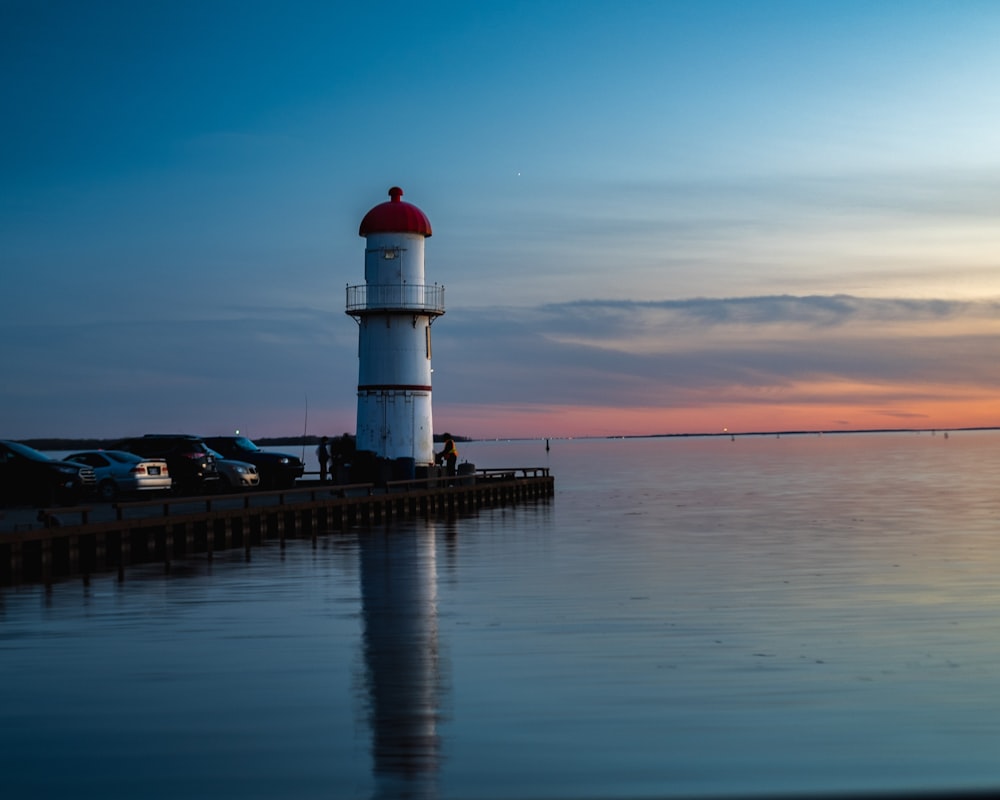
426 326 432 359
382 248 399 260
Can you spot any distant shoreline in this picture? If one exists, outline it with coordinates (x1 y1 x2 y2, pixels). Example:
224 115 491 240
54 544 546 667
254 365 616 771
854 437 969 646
450 426 1000 442
16 426 999 452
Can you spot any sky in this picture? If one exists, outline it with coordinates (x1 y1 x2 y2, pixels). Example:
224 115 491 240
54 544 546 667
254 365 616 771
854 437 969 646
3 0 1000 440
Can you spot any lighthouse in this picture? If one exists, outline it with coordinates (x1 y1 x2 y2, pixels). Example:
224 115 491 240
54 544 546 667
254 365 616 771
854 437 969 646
347 187 444 468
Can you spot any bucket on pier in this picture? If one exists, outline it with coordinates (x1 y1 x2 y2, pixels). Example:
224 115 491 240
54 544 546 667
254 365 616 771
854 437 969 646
457 462 476 486
416 464 444 488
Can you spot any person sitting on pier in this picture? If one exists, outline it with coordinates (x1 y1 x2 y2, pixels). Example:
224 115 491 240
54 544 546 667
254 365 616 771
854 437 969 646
436 434 458 477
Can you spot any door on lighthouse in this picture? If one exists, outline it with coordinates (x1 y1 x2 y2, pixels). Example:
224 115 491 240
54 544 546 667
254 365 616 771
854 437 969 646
381 391 416 460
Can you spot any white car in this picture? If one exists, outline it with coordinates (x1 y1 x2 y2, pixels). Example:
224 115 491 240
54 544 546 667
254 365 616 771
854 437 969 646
206 448 260 490
65 450 171 500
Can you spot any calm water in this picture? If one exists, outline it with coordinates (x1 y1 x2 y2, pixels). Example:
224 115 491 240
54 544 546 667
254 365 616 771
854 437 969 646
3 432 1000 799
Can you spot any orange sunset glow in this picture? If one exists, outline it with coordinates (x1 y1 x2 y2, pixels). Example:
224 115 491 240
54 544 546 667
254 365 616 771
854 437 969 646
437 391 1000 441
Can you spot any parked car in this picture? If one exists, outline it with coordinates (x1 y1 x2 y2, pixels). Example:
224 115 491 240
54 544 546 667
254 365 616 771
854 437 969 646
64 450 171 500
115 435 220 495
202 436 304 488
0 440 97 507
205 447 260 490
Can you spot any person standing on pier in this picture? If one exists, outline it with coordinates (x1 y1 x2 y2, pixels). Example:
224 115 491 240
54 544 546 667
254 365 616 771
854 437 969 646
436 434 458 477
316 437 330 482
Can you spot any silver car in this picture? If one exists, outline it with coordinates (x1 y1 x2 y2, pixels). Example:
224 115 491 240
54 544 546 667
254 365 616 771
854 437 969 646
65 450 171 500
206 448 260 490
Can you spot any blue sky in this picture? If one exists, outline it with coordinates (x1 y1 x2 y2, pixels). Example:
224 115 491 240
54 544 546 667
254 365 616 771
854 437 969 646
3 0 1000 439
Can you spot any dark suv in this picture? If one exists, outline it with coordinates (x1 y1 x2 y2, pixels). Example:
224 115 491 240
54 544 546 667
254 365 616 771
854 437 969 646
0 440 97 507
116 435 220 495
202 436 304 489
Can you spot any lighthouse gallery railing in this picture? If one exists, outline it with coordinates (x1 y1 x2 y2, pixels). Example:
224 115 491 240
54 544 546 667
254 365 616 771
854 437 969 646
345 284 445 315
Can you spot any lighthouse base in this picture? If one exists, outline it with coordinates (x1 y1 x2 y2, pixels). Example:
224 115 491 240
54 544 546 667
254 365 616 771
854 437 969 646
356 389 434 465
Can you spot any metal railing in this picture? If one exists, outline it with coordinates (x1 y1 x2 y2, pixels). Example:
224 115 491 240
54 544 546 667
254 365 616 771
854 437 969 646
346 283 445 315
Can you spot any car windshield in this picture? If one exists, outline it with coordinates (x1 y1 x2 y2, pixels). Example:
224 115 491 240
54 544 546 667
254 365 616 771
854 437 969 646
233 437 260 452
2 440 53 462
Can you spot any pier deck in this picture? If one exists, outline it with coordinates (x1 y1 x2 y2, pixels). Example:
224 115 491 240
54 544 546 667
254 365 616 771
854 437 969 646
0 468 553 586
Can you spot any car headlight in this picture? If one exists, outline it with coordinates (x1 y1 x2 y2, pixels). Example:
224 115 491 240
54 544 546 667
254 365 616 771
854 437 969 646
278 457 289 464
56 465 78 476
235 466 248 474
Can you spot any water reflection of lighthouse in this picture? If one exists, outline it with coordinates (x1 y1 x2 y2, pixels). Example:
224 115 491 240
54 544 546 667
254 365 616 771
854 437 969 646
359 522 447 799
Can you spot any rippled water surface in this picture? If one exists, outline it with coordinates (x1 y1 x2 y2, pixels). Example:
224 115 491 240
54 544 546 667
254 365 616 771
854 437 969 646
4 432 1000 799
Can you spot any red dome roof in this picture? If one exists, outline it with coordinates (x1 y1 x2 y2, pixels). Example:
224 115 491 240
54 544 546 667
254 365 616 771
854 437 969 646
358 187 432 237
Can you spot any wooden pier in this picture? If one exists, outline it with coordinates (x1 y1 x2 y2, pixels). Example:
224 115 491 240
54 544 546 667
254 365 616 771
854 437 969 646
0 468 553 586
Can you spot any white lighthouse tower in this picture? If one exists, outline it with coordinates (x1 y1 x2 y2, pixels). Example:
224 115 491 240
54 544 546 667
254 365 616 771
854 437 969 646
347 187 444 468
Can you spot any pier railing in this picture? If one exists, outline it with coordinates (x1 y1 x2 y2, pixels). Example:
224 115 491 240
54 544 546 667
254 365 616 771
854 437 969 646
385 467 550 492
345 283 445 316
